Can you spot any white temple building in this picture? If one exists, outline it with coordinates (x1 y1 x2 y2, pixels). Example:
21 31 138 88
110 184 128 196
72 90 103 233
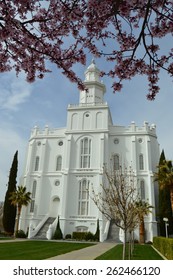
20 60 160 242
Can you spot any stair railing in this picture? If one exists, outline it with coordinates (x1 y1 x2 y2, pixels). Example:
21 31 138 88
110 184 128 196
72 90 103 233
100 220 110 242
28 214 49 239
46 217 58 240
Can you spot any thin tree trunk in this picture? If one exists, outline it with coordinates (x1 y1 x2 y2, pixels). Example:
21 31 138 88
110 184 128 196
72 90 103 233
122 230 127 260
128 231 132 260
131 231 134 255
139 217 145 243
15 206 21 235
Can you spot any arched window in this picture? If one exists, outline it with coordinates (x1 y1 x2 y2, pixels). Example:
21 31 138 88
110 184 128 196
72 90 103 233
139 154 144 170
34 156 39 171
76 226 88 232
56 156 62 171
113 154 120 170
78 179 89 216
30 180 37 213
140 180 145 200
80 138 91 168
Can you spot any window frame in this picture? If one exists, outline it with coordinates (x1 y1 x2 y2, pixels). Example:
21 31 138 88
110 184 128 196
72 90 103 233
34 156 40 171
80 137 91 168
30 180 37 213
113 154 120 170
139 154 144 170
56 155 62 171
140 180 145 201
78 179 89 216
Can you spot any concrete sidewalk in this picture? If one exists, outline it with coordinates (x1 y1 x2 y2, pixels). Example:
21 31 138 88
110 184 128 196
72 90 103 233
47 242 117 260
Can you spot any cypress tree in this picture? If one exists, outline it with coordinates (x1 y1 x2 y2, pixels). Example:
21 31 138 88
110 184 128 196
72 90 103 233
158 150 173 236
53 216 63 239
159 149 166 165
94 219 100 241
3 151 18 234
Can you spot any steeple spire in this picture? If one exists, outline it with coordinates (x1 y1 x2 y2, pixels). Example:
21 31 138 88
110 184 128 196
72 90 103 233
79 60 106 104
84 59 101 82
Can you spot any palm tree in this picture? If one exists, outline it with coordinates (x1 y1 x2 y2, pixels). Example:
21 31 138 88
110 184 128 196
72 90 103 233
9 186 31 235
135 200 153 243
155 160 173 214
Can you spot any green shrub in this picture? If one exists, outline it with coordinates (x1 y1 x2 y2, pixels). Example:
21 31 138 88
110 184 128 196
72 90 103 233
53 216 63 240
53 228 63 240
153 236 173 260
146 241 153 244
15 230 27 238
85 231 95 241
134 239 139 243
72 231 96 241
72 232 86 240
94 219 100 241
65 234 71 239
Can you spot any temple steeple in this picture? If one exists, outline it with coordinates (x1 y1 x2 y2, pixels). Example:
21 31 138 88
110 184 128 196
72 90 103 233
79 60 106 104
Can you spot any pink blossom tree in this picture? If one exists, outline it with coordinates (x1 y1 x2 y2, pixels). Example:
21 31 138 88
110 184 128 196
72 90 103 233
0 0 173 99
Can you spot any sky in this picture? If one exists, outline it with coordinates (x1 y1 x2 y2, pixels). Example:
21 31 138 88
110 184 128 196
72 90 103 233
0 55 173 201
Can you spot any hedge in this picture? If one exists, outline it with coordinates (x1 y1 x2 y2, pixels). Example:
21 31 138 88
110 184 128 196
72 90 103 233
15 230 27 238
153 237 173 260
72 231 96 241
72 232 86 240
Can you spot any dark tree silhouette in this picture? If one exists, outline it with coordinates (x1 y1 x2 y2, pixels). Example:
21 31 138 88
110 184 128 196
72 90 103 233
3 151 18 234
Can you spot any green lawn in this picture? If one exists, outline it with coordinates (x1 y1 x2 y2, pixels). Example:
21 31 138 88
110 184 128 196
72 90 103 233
0 240 95 260
96 244 164 260
0 237 13 240
0 240 165 260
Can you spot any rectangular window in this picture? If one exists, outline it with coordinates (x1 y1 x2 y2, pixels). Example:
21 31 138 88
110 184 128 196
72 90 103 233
139 154 144 170
30 181 37 213
80 138 91 168
32 181 37 199
113 154 120 170
78 180 89 215
140 180 145 200
34 156 39 171
30 200 35 213
56 156 62 171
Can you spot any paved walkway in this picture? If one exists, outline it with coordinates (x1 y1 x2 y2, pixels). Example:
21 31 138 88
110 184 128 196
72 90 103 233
0 238 28 243
47 242 117 260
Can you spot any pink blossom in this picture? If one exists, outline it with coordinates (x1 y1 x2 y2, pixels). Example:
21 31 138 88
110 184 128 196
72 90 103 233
0 0 173 99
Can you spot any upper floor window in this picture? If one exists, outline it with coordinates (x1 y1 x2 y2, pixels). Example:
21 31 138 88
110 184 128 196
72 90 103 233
30 180 37 213
56 156 62 171
34 156 39 171
140 180 145 200
78 179 89 216
113 154 120 170
80 138 91 168
31 180 37 199
139 154 144 170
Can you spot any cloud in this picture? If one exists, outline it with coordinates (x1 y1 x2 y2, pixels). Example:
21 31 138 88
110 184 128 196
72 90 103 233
0 72 32 111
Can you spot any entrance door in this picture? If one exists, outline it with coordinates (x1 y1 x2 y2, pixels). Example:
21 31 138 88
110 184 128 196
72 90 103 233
49 196 60 217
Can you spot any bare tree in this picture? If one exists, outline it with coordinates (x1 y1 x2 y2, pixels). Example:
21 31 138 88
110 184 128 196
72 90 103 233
92 165 138 260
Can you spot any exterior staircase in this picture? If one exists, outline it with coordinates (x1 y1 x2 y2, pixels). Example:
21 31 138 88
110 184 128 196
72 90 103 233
107 220 121 243
32 217 56 240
